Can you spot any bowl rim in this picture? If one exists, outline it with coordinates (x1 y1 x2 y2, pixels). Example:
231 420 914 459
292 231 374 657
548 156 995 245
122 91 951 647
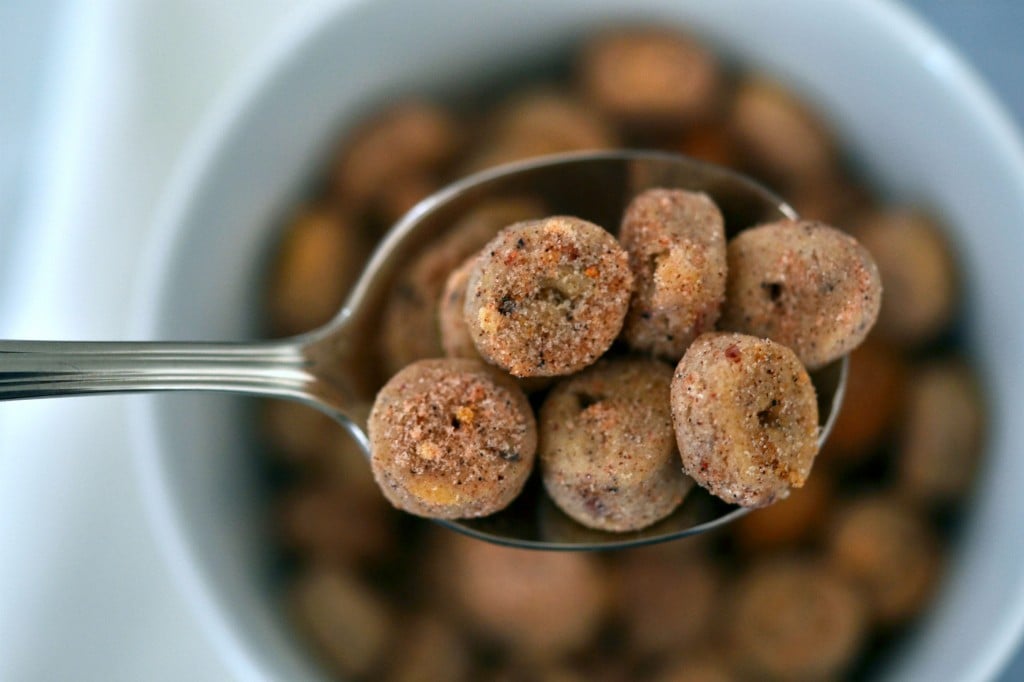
129 0 1024 680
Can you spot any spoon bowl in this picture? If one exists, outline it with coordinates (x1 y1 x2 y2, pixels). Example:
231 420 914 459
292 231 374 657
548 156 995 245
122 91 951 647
0 150 847 550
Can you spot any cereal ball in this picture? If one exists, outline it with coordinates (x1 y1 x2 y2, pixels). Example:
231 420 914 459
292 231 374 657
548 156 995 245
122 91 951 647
728 557 866 680
671 333 819 507
374 173 439 227
578 29 720 128
898 361 984 505
719 219 883 370
380 198 545 374
539 358 693 531
444 532 609 660
439 256 483 360
619 189 727 360
266 207 364 336
383 614 471 682
490 91 618 154
828 496 941 625
276 482 393 565
731 77 836 187
289 566 394 679
465 217 632 377
821 342 907 463
731 468 834 553
333 100 458 209
368 358 537 518
853 209 958 347
613 545 720 656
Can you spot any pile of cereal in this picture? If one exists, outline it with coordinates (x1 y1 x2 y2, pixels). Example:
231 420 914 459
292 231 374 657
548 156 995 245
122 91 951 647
260 25 985 682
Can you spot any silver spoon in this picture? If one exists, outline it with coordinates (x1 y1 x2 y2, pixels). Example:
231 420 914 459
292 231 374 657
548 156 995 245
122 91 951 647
0 150 846 551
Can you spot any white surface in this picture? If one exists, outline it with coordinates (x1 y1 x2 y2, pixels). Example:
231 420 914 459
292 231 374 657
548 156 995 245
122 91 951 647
1 1 1023 681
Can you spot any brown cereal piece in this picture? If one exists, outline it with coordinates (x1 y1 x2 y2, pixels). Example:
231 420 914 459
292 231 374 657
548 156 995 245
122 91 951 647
898 361 984 505
444 531 609 660
380 198 545 374
261 399 336 464
719 219 883 370
465 217 632 377
613 545 720 656
678 121 737 168
728 557 866 680
731 468 834 553
276 482 393 565
368 358 537 518
828 495 942 625
332 100 458 209
671 333 819 507
374 173 440 227
656 653 738 682
619 189 727 360
266 207 364 336
490 91 618 154
853 209 958 347
821 342 907 463
539 358 693 531
787 172 873 228
578 28 720 128
730 77 836 187
289 566 394 679
440 256 484 360
384 613 471 682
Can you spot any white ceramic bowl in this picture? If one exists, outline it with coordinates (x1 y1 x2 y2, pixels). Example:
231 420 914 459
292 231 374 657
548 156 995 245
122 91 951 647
133 0 1024 679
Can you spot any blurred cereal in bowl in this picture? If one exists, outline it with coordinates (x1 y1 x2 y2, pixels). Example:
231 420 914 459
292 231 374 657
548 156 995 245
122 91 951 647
257 23 986 681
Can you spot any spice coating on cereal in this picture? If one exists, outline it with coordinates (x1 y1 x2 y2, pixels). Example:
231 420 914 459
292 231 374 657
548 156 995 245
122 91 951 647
719 219 882 370
619 188 727 360
368 358 536 519
671 332 819 507
464 216 633 377
539 358 694 532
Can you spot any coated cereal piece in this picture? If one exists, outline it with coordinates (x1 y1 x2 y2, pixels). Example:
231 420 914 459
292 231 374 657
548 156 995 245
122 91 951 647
821 342 907 463
539 358 693 531
728 557 866 680
619 189 727 360
289 566 394 679
266 207 364 336
853 209 958 347
731 77 836 187
333 100 458 209
439 256 483 360
828 495 941 625
613 545 720 656
276 482 393 565
719 219 883 370
578 28 720 128
380 198 545 374
465 217 633 377
384 613 471 682
671 333 819 508
368 359 537 518
374 173 439 227
444 532 609 660
898 361 984 505
490 91 619 154
731 468 834 553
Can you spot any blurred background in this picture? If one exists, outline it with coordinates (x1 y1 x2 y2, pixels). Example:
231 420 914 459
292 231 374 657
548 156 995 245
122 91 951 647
0 1 1022 680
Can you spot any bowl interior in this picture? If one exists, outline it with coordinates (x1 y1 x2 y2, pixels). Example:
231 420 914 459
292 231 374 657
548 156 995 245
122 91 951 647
136 0 1024 679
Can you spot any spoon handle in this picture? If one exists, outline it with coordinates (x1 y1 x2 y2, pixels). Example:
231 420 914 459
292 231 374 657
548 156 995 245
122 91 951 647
0 339 314 401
